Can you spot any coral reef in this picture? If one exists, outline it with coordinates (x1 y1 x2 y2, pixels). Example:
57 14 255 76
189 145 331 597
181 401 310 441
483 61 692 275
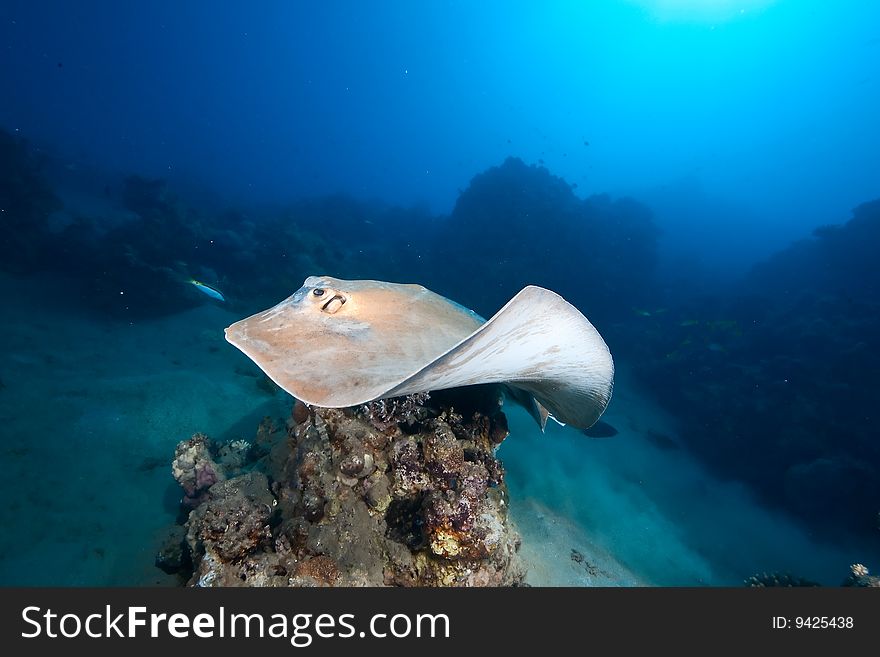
430 156 661 325
745 573 821 588
632 199 880 538
0 128 398 318
745 563 879 588
159 388 525 587
744 572 821 587
2 132 658 328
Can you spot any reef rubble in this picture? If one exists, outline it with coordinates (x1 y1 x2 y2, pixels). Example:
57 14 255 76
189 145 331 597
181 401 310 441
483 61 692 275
157 387 526 586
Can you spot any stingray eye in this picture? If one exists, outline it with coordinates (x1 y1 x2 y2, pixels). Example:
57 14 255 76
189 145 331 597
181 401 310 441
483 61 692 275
321 293 347 314
312 288 325 297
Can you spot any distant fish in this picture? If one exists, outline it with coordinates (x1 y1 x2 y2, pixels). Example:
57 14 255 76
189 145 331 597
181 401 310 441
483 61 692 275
581 419 618 438
679 319 700 327
190 279 225 302
632 308 667 317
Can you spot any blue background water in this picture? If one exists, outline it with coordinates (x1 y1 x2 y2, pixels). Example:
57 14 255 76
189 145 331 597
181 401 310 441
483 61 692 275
1 1 878 585
4 0 878 273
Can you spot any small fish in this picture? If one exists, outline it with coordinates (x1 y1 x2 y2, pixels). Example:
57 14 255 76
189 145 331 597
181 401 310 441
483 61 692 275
581 420 618 438
190 279 225 302
633 307 667 317
679 319 700 327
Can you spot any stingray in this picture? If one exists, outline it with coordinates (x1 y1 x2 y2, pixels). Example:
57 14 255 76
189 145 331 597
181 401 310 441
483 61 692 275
225 276 614 430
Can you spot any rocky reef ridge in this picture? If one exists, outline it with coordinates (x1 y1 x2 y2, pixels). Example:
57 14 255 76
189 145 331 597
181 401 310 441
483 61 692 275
157 388 525 587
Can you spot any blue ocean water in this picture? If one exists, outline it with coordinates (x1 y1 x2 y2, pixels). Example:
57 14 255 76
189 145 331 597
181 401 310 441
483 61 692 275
1 0 878 586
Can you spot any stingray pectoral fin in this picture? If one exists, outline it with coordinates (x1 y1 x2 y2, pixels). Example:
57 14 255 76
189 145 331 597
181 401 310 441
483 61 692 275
383 286 614 429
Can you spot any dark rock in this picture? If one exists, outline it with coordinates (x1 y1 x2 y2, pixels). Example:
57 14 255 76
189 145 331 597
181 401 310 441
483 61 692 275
292 400 310 425
155 525 188 574
185 472 274 563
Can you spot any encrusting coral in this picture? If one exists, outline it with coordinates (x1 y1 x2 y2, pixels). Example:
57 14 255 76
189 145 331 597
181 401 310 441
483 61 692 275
171 433 225 507
158 387 525 586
